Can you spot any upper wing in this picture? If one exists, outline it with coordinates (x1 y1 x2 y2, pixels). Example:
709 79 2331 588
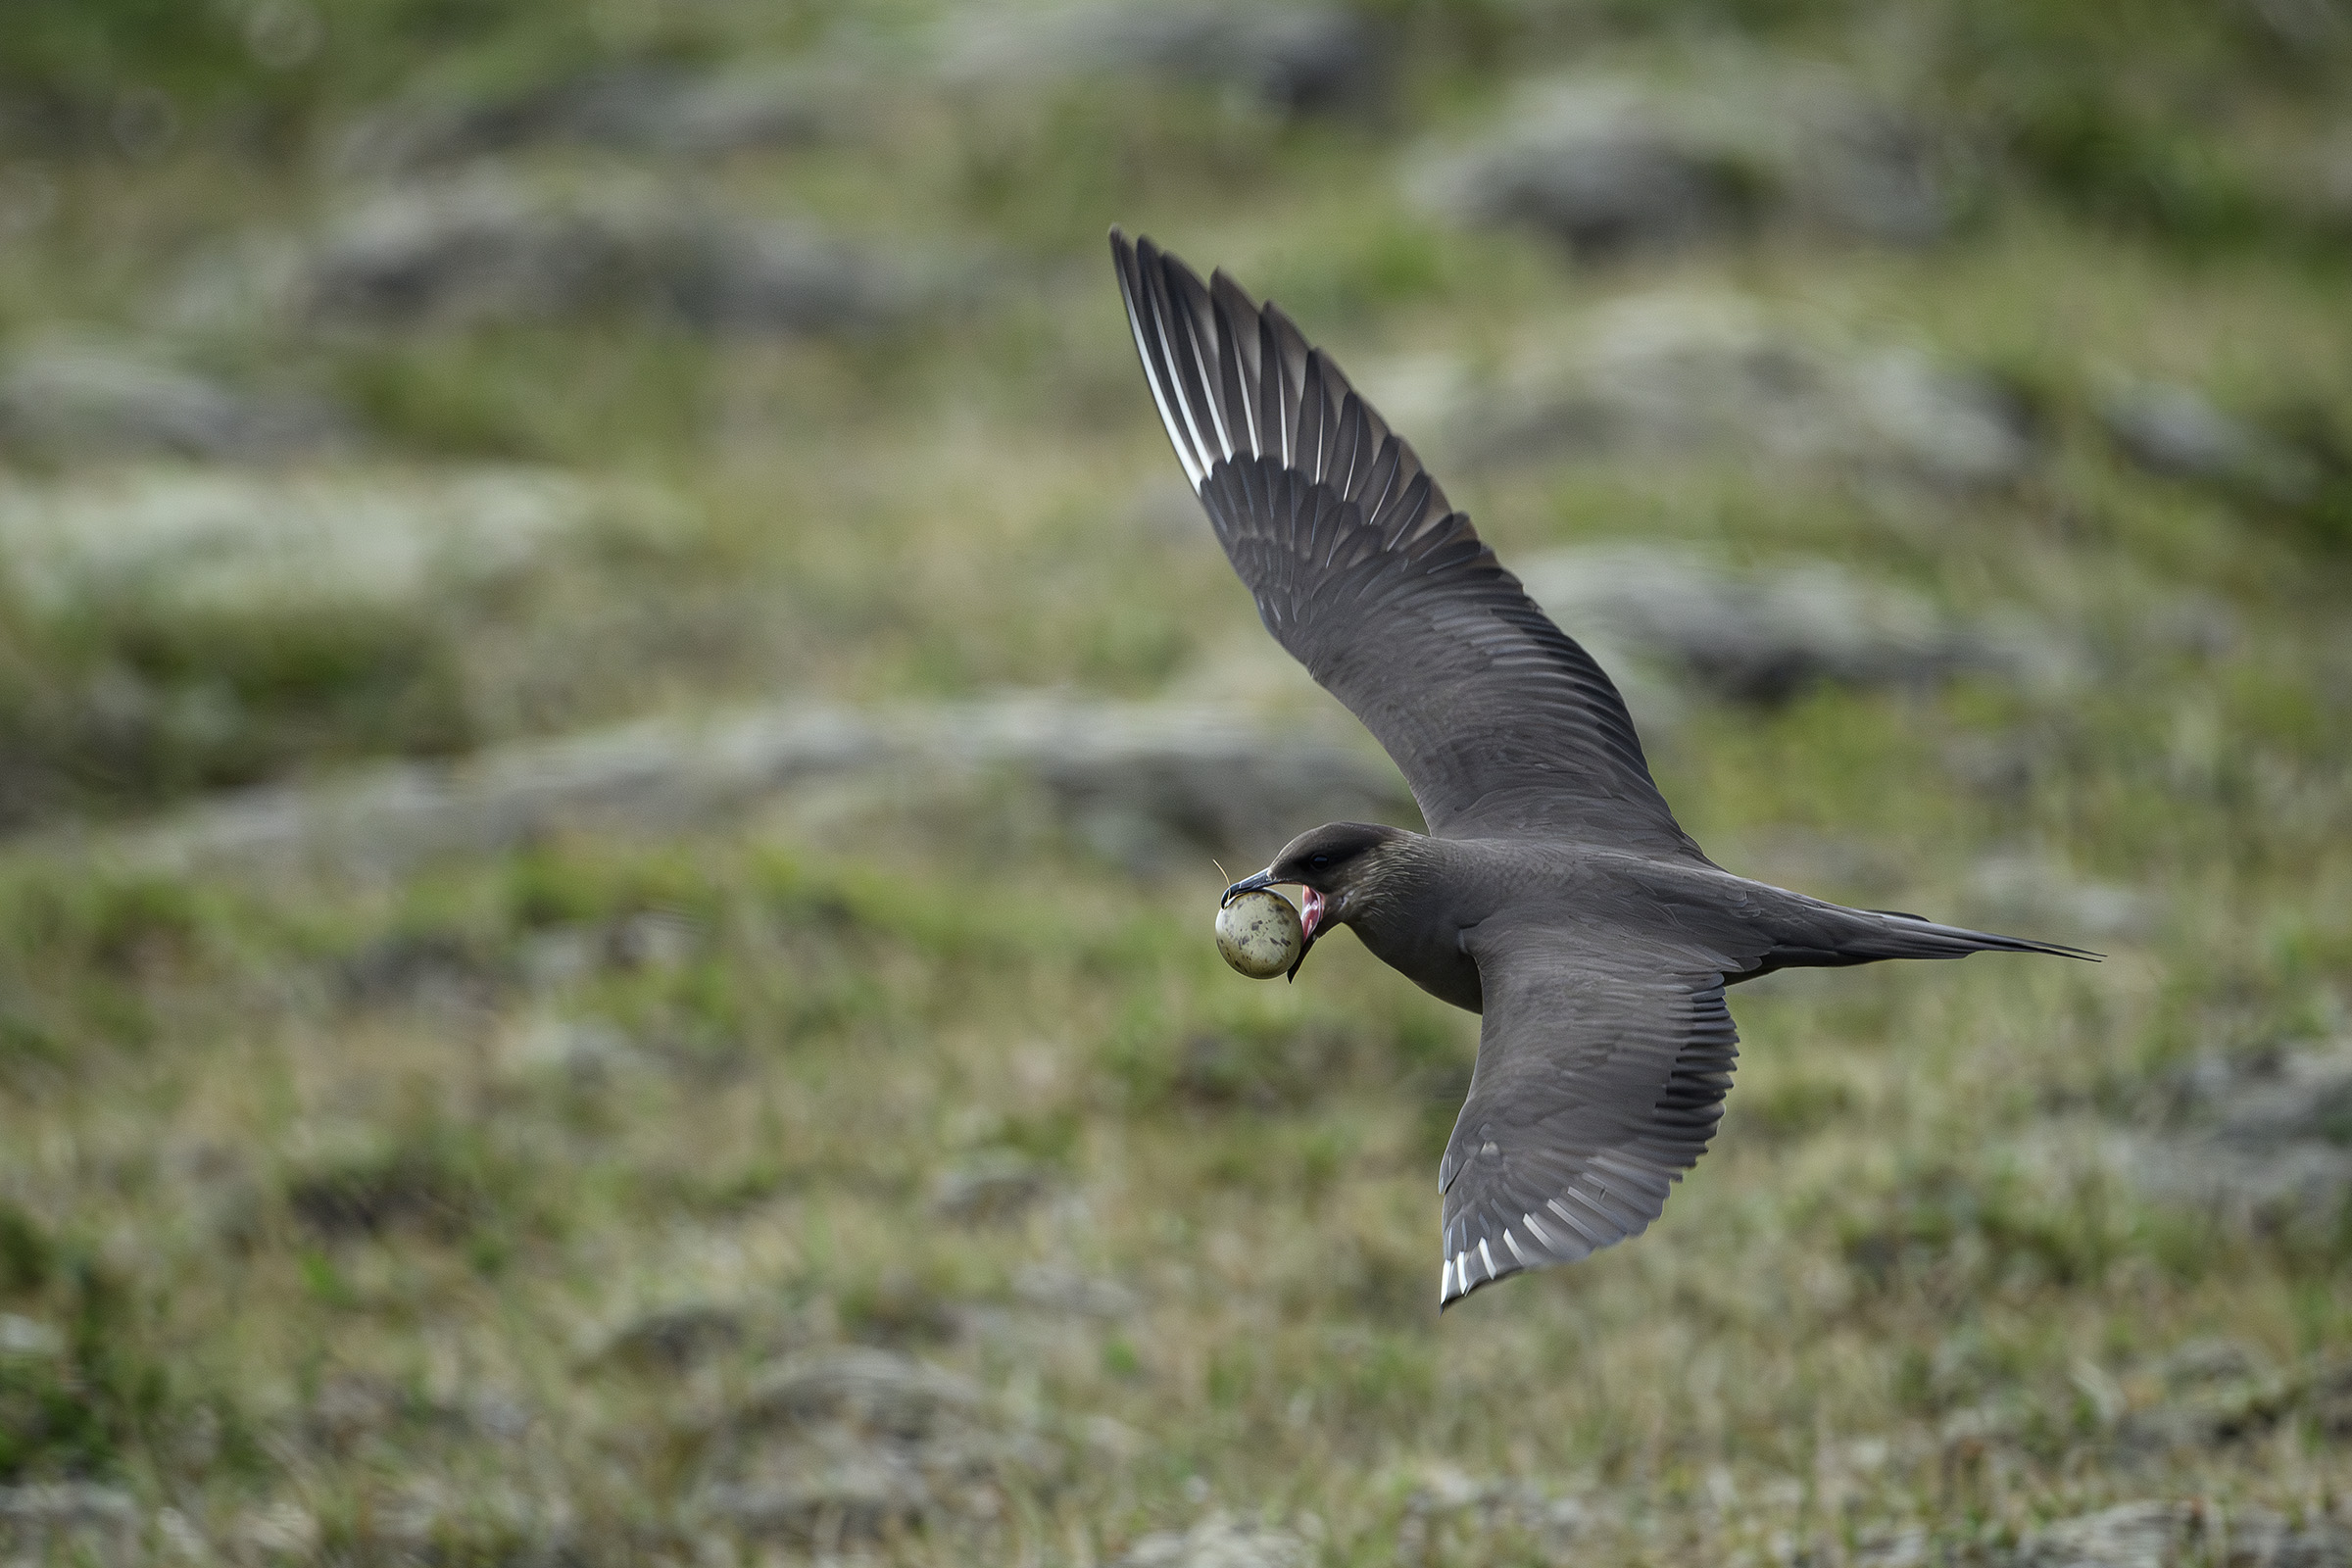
1110 228 1702 856
1436 915 1741 1305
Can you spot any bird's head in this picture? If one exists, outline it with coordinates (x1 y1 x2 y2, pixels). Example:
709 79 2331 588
1219 821 1409 980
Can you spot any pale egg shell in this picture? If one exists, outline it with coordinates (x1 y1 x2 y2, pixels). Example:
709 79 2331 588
1215 887 1304 979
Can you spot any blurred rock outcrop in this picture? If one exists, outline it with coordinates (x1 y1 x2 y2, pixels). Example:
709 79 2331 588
1009 1263 1140 1320
582 1301 754 1372
1964 853 2151 942
1517 546 2068 704
1396 1465 1593 1556
297 175 934 334
338 65 841 175
931 1153 1056 1225
696 1348 1047 1544
0 1484 141 1563
2119 1340 2352 1452
0 339 347 463
1411 67 1946 256
105 694 1410 877
940 2 1382 114
2098 379 2320 505
2132 1040 2352 1230
0 465 621 617
2013 1500 2352 1568
1112 1514 1311 1568
1416 294 2034 490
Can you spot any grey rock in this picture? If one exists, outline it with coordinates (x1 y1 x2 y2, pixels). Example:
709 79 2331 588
1517 546 2058 705
302 176 668 327
1966 854 2151 942
2152 1337 2268 1388
228 1502 322 1561
282 1138 477 1240
698 1348 1053 1544
2114 1340 2298 1451
1010 1263 1140 1319
367 1478 576 1565
1113 1514 1311 1568
466 1390 537 1445
0 1312 63 1357
303 1371 541 1452
0 340 347 463
1411 80 1744 256
0 1484 141 1562
151 233 310 339
2144 592 2242 662
2098 380 2319 505
2118 1385 2280 1453
1413 66 1945 258
0 465 618 619
2015 1501 2351 1568
517 928 603 993
2246 0 2348 49
2133 1040 2352 1229
931 1153 1054 1225
1398 1464 1592 1545
2018 1502 2181 1568
2173 1043 2352 1148
104 694 1411 878
940 2 1380 115
666 217 923 335
731 1348 986 1439
2103 382 2253 478
299 174 921 334
514 913 698 996
585 1301 749 1370
337 65 838 175
609 908 701 970
338 929 501 1012
1433 295 2034 490
306 1371 409 1450
2313 125 2352 223
1853 1528 1932 1567
698 1457 930 1544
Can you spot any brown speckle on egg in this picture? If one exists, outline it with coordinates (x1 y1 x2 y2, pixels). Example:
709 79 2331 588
1215 888 1304 979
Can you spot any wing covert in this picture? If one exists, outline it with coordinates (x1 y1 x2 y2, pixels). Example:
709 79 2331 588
1111 227 1700 855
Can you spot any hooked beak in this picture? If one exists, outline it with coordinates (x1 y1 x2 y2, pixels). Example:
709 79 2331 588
1220 867 1281 906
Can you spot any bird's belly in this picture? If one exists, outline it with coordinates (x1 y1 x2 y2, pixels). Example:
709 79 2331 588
1355 922 1484 1013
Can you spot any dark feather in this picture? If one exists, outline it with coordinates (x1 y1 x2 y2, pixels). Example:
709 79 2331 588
1437 916 1742 1305
1111 227 1704 858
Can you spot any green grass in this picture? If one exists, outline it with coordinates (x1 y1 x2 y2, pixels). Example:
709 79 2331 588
1 0 2350 1561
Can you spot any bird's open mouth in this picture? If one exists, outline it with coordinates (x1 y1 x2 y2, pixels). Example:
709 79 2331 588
1286 888 1323 981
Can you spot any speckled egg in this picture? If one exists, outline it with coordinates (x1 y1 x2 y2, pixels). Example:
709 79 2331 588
1215 887 1304 979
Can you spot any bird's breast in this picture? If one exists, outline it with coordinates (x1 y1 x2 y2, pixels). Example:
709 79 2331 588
1351 909 1485 1013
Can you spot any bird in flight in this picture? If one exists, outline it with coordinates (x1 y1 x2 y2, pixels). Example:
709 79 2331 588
1109 228 2095 1308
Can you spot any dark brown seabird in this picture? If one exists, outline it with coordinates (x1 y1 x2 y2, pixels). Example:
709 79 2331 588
1109 228 2098 1308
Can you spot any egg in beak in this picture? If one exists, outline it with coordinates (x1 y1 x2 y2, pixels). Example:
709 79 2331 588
1218 869 1326 981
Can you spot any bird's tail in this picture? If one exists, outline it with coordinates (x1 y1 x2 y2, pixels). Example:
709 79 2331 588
1849 908 2101 962
1744 904 2102 977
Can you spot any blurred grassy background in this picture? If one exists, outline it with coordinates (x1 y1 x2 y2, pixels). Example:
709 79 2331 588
0 0 2349 1564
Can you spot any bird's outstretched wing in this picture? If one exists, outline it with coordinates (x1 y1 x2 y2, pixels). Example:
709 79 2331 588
1110 228 1702 857
1437 915 1741 1305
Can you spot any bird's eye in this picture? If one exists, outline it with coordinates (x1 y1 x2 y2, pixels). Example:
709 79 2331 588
1310 854 1331 868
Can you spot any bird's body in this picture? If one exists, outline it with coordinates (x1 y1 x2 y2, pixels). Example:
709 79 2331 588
1109 228 2092 1305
